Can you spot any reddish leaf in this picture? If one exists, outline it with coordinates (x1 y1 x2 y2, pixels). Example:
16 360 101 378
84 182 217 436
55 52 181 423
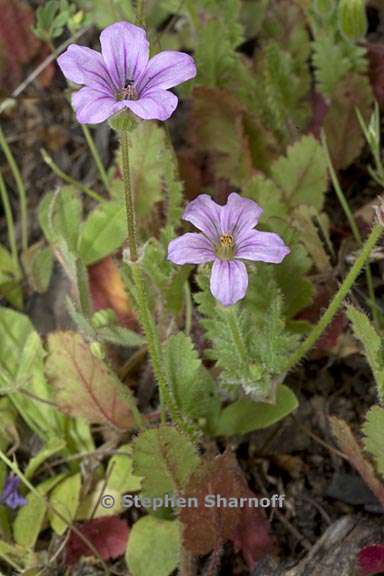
188 87 253 187
179 451 272 561
323 74 373 170
45 331 136 429
88 256 138 329
231 492 274 570
0 0 40 93
297 284 348 354
307 91 329 139
330 417 384 508
65 516 129 566
366 43 384 106
358 544 384 575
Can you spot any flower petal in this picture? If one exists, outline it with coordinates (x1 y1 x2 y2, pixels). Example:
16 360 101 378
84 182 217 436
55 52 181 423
210 260 248 307
57 45 114 93
168 233 215 265
182 194 222 242
220 193 263 235
72 88 124 124
137 50 196 93
235 230 290 263
100 22 149 88
123 89 178 121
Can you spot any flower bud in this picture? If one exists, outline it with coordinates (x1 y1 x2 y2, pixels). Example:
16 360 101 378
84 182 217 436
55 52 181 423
314 0 335 17
338 0 368 42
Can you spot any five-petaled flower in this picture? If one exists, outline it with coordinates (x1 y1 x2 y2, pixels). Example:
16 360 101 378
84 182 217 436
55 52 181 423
0 474 27 510
57 22 196 124
167 193 290 306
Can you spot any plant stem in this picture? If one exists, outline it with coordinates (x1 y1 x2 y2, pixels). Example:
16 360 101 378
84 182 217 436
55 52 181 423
120 130 138 261
136 0 146 25
0 451 111 575
0 125 28 251
41 148 103 202
119 127 196 440
81 125 110 194
226 307 248 366
0 168 19 271
322 130 380 326
285 222 384 372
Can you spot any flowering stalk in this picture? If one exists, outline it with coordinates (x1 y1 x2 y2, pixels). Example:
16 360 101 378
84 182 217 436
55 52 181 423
285 222 384 372
120 125 196 439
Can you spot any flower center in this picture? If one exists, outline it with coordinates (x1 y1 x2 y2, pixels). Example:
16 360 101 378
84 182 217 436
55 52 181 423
116 79 138 101
216 233 235 260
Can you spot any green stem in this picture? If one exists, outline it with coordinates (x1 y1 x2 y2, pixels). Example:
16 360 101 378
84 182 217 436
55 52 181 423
119 127 196 440
0 125 28 251
120 130 138 261
81 125 110 194
0 169 19 271
285 223 384 372
0 451 111 575
226 307 248 367
136 0 146 25
41 148 103 202
322 131 380 327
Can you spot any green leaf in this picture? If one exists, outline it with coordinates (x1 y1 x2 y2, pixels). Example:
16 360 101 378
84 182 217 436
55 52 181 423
22 243 53 293
107 443 142 493
362 406 384 478
45 331 137 429
164 332 220 430
271 135 328 210
126 516 180 576
38 186 83 252
132 425 199 499
48 473 81 535
25 437 66 480
0 308 65 438
13 473 66 549
79 200 126 264
96 325 144 347
347 305 384 403
215 385 299 436
0 244 22 308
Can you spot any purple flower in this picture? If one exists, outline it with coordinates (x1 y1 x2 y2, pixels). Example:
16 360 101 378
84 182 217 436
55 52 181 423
57 22 196 124
0 474 27 509
167 193 290 307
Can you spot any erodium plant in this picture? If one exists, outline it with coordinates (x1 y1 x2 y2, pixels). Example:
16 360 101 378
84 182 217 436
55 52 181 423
1 4 384 575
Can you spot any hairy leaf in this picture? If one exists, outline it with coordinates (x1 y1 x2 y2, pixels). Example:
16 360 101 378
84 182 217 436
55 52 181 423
347 305 384 403
180 451 250 555
271 135 328 211
49 473 81 535
362 406 384 479
132 425 200 499
330 416 384 507
164 332 220 430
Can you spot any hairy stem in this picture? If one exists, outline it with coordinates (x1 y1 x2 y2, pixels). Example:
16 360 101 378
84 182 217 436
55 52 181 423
120 130 138 261
322 131 380 326
120 127 196 440
226 307 248 367
285 222 384 372
0 126 28 251
81 125 110 194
